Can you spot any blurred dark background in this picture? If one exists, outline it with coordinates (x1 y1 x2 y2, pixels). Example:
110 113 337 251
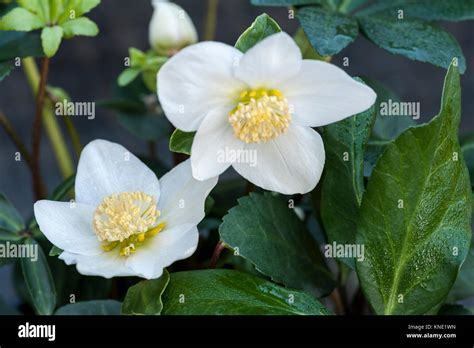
0 0 473 305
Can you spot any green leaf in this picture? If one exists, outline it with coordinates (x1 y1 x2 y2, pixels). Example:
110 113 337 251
41 26 63 57
49 175 74 202
219 192 335 296
0 193 24 233
0 241 20 267
360 0 474 22
57 0 101 23
21 239 57 315
169 129 195 155
0 31 44 61
438 304 473 315
358 16 466 73
461 139 474 187
161 269 332 315
447 241 474 302
0 60 14 81
297 6 358 56
117 68 141 87
122 270 170 315
235 13 281 53
0 7 45 31
55 300 121 315
60 17 98 38
356 61 472 315
293 28 326 60
320 83 376 268
49 245 63 257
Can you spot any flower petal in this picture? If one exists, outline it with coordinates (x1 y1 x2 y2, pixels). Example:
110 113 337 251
158 41 245 131
282 60 377 127
234 32 302 88
126 224 198 279
191 106 244 181
34 200 100 256
233 126 325 194
158 159 217 228
75 140 160 206
59 251 136 278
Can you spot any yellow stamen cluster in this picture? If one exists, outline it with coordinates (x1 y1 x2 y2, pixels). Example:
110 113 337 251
93 192 165 256
229 88 291 143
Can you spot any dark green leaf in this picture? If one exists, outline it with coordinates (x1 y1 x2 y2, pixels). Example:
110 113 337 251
219 192 335 296
438 304 473 315
0 59 13 81
0 241 20 267
169 129 195 155
358 16 466 73
461 139 474 187
356 62 472 314
0 31 44 61
0 194 24 234
49 245 63 257
360 0 474 22
297 6 359 56
55 300 121 315
235 13 281 53
447 242 474 302
320 84 376 268
48 174 75 201
122 270 170 315
21 239 56 315
161 269 332 315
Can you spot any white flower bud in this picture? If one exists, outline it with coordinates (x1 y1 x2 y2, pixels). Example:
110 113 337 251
149 0 198 56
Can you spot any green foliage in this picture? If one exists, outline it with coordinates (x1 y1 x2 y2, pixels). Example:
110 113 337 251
0 0 100 57
356 62 472 314
21 239 57 315
122 270 170 315
219 192 335 296
320 80 376 268
235 13 281 52
169 129 195 155
55 300 121 315
0 193 24 235
297 6 358 56
161 269 332 315
251 0 471 71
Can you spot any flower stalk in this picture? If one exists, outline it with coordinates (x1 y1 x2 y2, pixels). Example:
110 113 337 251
22 57 75 180
203 0 219 41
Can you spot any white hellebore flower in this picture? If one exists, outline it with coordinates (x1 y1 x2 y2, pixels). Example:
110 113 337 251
158 32 377 194
149 0 198 55
34 140 217 279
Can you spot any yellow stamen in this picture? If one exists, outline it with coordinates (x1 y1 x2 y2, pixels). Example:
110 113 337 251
229 88 291 144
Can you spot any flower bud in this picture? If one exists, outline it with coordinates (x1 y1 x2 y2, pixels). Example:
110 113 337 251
149 0 198 56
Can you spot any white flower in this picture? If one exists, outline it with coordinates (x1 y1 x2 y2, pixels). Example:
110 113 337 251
149 0 198 56
34 140 217 279
158 32 376 194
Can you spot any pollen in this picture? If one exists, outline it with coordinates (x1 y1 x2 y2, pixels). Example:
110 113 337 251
93 192 165 256
229 88 291 143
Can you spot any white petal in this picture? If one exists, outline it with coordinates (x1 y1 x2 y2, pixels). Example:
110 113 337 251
59 251 136 278
126 224 198 279
233 126 325 194
34 200 101 256
191 106 244 180
75 140 160 206
158 41 245 131
282 60 377 127
158 160 217 229
234 32 302 88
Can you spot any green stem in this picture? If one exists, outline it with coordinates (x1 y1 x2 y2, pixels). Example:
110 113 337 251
203 0 219 41
22 57 74 179
0 111 34 169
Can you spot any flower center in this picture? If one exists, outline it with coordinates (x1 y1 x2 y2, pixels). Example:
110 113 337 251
93 192 165 256
228 88 291 144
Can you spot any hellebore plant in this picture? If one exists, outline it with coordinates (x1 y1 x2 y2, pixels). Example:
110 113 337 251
158 32 376 194
34 140 217 279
